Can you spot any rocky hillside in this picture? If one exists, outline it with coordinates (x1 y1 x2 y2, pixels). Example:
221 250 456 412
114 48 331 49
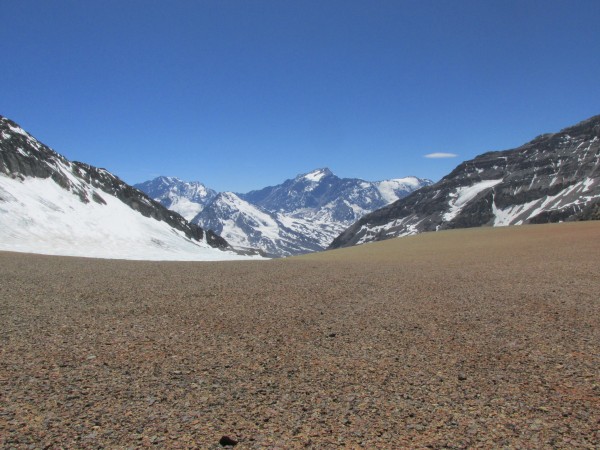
330 115 600 249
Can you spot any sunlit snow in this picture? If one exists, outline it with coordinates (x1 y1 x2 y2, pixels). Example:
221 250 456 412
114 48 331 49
0 175 261 261
303 169 328 183
492 178 598 226
376 177 425 204
165 196 205 221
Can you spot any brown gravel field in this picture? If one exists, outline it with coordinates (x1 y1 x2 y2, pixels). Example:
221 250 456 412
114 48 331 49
1 222 599 449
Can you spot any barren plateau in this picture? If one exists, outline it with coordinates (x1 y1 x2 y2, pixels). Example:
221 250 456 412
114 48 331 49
1 222 599 448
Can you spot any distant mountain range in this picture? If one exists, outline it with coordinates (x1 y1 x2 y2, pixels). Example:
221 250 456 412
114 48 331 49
330 115 600 249
0 115 259 261
136 169 432 256
3 112 598 260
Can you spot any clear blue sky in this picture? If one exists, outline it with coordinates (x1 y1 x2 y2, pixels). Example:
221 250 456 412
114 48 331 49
2 1 599 192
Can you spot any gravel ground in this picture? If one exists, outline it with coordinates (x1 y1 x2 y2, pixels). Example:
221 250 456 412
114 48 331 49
1 222 599 449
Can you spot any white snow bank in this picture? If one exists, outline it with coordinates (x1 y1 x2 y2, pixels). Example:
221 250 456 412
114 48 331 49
0 175 262 261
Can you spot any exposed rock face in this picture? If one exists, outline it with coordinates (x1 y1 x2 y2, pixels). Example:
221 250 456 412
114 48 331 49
330 115 600 249
193 170 431 256
0 115 228 250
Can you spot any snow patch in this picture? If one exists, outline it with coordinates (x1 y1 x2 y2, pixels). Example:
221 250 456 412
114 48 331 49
7 124 30 137
443 179 503 222
492 178 598 226
165 196 205 221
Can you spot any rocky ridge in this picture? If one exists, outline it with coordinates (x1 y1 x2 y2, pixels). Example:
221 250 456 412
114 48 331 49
330 115 600 249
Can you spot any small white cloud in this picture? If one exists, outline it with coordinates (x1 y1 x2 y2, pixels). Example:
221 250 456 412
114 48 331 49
424 152 458 159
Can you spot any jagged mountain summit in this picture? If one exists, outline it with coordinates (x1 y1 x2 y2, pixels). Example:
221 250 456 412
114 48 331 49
0 115 258 261
240 168 430 223
225 168 432 256
138 168 431 257
134 176 217 221
330 114 600 249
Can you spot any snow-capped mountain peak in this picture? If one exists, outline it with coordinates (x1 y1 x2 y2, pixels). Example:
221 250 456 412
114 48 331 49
156 175 182 186
376 176 433 204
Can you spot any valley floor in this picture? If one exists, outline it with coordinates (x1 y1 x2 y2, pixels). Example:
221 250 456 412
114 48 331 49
1 222 599 448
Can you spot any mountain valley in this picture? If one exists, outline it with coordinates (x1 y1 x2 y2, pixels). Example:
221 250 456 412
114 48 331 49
137 169 432 256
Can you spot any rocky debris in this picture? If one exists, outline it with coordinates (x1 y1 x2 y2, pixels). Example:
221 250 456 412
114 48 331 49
219 435 238 446
0 221 598 448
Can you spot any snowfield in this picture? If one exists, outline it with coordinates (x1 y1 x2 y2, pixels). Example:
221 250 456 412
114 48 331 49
0 175 262 261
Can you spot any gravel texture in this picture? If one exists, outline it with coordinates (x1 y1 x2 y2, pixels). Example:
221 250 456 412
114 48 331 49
1 222 599 448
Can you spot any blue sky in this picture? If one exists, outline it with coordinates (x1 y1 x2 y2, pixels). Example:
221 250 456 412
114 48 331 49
2 1 599 192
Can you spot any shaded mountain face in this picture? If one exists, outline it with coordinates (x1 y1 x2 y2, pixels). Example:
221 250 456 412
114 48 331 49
134 177 217 221
0 116 236 259
330 115 600 249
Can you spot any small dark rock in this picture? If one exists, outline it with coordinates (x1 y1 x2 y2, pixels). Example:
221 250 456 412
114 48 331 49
328 333 337 338
219 435 238 446
458 373 467 381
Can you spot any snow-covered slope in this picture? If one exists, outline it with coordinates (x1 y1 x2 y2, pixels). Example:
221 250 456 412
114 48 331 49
0 116 259 261
193 192 333 257
330 115 600 249
134 176 217 220
0 176 252 260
